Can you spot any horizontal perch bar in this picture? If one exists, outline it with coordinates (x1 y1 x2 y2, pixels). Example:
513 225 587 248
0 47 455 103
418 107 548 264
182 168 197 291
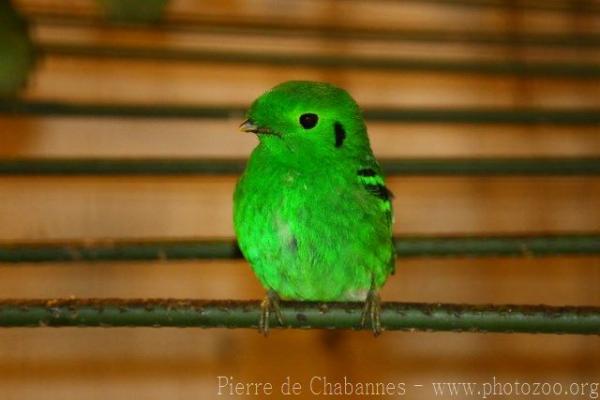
0 100 245 120
395 234 600 256
2 100 599 124
0 158 599 176
39 43 600 78
1 234 599 263
30 13 600 48
0 299 598 334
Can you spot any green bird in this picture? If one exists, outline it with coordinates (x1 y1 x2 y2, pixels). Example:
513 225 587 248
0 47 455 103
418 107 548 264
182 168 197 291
234 81 395 335
0 0 36 98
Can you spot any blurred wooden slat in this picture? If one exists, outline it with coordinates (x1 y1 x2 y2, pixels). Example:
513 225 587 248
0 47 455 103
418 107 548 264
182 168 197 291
0 329 597 399
0 257 597 305
29 21 600 64
1 118 599 158
29 13 600 49
0 176 598 240
22 57 600 108
36 43 599 79
16 0 600 33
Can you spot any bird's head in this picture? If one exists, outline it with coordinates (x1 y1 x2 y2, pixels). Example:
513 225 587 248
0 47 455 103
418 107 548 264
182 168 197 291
240 81 371 160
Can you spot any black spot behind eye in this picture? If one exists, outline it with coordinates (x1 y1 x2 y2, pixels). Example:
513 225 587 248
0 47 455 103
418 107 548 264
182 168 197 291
334 121 346 148
299 113 319 129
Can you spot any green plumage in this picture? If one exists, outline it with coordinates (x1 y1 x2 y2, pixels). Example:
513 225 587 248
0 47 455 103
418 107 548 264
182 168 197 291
234 81 394 304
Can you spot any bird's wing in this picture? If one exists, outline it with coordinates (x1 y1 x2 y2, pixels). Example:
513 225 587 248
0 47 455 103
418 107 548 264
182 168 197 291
356 160 396 275
356 165 393 213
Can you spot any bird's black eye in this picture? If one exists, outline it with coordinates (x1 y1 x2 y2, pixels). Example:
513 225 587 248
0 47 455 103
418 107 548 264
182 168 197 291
299 113 319 129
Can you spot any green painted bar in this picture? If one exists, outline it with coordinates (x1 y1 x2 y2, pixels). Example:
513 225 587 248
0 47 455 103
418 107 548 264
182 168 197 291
0 299 598 334
394 234 600 257
364 108 600 124
0 158 599 176
39 43 600 78
0 240 242 263
0 100 245 119
0 235 599 263
2 100 599 124
382 158 600 175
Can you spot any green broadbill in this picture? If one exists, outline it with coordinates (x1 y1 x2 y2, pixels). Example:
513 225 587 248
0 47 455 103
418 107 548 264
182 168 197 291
233 81 395 335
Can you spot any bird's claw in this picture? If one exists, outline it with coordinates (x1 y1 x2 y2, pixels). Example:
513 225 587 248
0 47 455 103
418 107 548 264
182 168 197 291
259 290 284 336
361 289 382 336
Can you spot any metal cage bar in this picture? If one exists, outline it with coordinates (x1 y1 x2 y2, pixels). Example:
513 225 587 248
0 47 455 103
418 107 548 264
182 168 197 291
2 100 599 124
1 234 599 263
1 299 599 334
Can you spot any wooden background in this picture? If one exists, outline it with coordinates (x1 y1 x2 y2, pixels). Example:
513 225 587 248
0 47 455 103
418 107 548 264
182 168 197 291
0 0 599 398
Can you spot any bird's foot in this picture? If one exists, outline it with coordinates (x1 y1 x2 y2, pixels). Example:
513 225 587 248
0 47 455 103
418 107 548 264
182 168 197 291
259 290 284 336
361 289 382 336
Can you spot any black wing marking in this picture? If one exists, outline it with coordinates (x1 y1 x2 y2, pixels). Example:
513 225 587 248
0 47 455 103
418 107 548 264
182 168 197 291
357 167 393 205
357 168 377 177
357 167 394 219
364 183 393 202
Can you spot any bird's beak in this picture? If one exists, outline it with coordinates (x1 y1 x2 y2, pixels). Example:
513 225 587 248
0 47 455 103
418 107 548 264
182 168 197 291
239 119 259 133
